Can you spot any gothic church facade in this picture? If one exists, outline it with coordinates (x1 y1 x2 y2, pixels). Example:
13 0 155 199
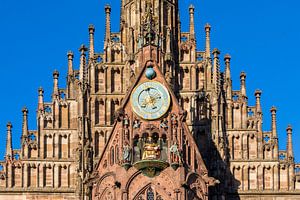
0 0 300 199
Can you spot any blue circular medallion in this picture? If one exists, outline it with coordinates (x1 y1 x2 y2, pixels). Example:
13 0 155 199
145 67 156 80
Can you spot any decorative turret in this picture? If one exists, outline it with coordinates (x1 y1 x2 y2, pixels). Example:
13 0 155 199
205 23 211 58
224 54 232 99
240 72 247 97
88 24 95 59
67 51 74 76
53 70 59 98
22 107 28 138
189 5 195 40
38 87 44 111
286 125 294 161
5 122 13 160
271 106 279 159
79 45 88 82
104 5 111 47
255 90 262 114
271 107 277 138
212 48 220 93
67 51 75 99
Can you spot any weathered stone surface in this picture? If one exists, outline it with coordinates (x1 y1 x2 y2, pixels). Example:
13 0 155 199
0 0 299 200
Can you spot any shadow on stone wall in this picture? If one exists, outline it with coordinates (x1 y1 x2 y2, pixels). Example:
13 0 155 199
191 93 241 200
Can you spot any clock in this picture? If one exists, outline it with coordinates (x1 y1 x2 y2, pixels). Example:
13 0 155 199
131 81 171 120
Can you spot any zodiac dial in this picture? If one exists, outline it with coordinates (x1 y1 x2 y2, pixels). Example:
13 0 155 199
131 81 171 120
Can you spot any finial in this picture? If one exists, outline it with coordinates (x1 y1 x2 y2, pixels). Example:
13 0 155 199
22 107 28 115
205 23 211 31
53 70 59 79
105 4 111 13
212 48 220 57
79 45 88 54
67 51 74 60
224 54 231 63
89 24 95 33
7 122 12 130
255 89 262 97
240 71 246 79
189 4 195 13
271 106 277 113
38 87 44 95
287 124 293 133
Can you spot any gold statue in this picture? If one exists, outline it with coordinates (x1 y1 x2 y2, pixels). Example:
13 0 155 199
142 137 160 160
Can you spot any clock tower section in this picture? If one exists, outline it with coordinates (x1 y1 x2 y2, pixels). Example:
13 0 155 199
91 57 218 199
88 0 217 199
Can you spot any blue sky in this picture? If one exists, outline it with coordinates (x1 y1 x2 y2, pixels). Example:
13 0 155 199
0 0 299 162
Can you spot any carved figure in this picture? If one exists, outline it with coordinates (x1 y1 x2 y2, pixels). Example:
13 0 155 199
133 119 141 129
123 143 131 162
170 143 181 163
142 137 160 160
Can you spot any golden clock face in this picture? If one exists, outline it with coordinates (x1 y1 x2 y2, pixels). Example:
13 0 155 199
131 81 171 120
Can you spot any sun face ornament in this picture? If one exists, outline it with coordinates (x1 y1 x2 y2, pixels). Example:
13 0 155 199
131 81 171 120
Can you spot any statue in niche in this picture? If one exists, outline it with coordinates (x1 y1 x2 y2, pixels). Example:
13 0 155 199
137 33 144 49
142 137 161 160
133 119 141 129
170 143 181 163
123 142 131 163
84 140 93 173
75 143 82 172
133 138 141 162
123 114 129 127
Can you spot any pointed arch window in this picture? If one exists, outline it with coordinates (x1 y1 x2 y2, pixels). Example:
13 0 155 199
147 187 154 200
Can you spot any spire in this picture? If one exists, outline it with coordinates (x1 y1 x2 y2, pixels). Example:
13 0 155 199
189 5 195 40
38 87 44 111
88 24 95 59
205 23 211 58
212 48 220 93
67 51 74 75
22 107 29 137
224 54 232 99
240 72 247 97
104 5 111 47
79 45 88 82
53 70 59 98
5 122 13 160
286 125 294 161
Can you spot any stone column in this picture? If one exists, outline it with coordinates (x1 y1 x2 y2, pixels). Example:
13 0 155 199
23 164 28 188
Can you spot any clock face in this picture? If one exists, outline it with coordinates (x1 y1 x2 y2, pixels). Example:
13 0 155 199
131 81 171 120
